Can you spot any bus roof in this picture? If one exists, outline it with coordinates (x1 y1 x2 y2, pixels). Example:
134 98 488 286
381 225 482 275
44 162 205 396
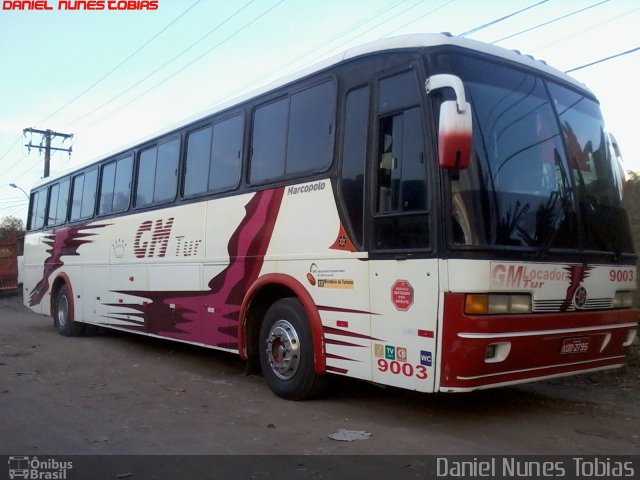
32 33 588 189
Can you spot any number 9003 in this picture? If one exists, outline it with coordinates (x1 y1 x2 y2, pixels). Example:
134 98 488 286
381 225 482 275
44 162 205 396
377 359 428 379
610 270 634 282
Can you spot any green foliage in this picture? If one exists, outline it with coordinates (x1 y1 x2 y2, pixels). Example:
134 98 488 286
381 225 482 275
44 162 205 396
0 216 24 243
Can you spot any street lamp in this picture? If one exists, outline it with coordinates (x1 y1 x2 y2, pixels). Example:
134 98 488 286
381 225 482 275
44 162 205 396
9 183 29 199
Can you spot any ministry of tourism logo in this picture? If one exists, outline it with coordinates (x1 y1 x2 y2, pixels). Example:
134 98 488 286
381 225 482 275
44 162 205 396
8 456 72 479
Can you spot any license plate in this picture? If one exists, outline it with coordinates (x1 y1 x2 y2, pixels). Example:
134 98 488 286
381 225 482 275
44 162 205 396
560 337 591 354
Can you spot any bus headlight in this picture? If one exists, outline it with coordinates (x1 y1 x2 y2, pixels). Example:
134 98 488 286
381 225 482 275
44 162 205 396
465 294 532 315
613 291 634 309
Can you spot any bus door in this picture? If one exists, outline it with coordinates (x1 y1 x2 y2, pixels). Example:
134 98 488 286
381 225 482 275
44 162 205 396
368 67 438 392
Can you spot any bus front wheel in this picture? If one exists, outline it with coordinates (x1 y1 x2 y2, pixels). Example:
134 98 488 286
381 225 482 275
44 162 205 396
259 298 326 400
53 284 84 337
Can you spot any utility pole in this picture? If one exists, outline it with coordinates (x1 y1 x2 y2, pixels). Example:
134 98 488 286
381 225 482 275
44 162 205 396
23 128 74 178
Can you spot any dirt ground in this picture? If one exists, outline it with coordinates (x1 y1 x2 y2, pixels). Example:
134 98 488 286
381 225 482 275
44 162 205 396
1 292 639 457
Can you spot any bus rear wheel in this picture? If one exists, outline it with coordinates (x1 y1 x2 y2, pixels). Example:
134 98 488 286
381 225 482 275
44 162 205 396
53 285 84 337
259 298 326 400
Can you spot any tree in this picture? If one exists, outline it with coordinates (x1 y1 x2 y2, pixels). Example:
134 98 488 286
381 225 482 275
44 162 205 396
0 216 25 244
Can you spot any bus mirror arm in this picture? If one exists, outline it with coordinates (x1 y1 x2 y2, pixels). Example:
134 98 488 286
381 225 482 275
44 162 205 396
425 74 467 113
425 74 473 170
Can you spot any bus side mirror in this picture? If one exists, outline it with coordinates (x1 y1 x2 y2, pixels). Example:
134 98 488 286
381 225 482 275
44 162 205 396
426 74 472 170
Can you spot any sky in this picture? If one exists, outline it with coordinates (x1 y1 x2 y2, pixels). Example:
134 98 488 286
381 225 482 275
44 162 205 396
1 0 638 224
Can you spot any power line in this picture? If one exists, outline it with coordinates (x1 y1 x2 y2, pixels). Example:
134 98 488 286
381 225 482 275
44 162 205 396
382 0 456 37
13 156 46 183
0 197 27 205
531 6 640 53
491 0 610 44
39 0 205 125
70 0 258 127
83 0 287 129
230 0 414 97
565 46 640 72
0 201 28 210
0 134 24 164
460 0 549 37
1 203 29 219
315 0 426 58
269 0 411 72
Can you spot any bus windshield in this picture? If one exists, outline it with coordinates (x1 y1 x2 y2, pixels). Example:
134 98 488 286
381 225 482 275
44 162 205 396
440 54 634 255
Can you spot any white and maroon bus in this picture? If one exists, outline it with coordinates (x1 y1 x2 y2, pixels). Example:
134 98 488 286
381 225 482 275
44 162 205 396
23 34 638 400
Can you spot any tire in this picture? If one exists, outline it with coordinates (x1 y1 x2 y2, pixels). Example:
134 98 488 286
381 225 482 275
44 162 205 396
53 285 84 337
259 298 326 400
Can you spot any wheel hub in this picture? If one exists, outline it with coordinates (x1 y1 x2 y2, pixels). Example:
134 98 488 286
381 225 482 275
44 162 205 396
265 319 300 380
57 294 69 327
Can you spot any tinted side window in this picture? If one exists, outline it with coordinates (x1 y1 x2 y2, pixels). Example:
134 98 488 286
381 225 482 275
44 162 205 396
28 188 47 230
136 138 180 207
250 98 288 183
340 86 369 246
47 183 60 226
184 126 212 197
136 147 157 208
379 70 419 114
210 115 243 191
184 115 243 196
70 170 97 221
287 80 333 175
154 139 179 203
70 174 85 220
376 108 427 213
81 169 98 219
100 161 116 214
374 70 429 251
100 155 133 215
112 155 133 213
47 179 69 226
250 79 336 184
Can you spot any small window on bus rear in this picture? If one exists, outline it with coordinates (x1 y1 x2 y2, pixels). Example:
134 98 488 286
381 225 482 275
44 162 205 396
135 137 180 208
47 178 70 227
99 154 133 215
184 114 243 197
70 169 98 222
27 188 47 230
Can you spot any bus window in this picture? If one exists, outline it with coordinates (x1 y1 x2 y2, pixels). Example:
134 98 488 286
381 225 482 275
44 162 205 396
136 138 180 207
100 155 133 215
70 169 97 222
28 188 47 230
155 139 180 203
184 126 213 197
47 178 70 226
250 80 335 183
250 98 288 183
374 70 429 250
286 80 334 175
379 70 420 114
184 115 243 197
340 86 369 247
210 114 243 191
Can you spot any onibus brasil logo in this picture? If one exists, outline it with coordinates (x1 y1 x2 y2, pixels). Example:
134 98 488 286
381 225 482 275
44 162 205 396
8 456 72 479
